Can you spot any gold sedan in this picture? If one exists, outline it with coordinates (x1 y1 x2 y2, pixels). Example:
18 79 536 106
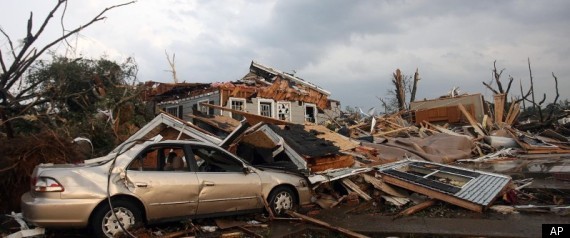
21 140 312 237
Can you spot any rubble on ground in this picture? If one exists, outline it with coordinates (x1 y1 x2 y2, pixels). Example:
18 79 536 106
2 61 570 237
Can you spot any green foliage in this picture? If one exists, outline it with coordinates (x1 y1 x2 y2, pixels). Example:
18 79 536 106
19 55 150 156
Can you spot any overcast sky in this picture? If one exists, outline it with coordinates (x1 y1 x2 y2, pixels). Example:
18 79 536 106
2 0 569 111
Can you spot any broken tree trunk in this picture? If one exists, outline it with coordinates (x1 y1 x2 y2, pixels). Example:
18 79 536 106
392 69 406 111
286 211 371 238
410 68 420 103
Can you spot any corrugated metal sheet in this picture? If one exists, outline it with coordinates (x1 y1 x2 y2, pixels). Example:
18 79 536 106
456 174 510 205
376 160 511 206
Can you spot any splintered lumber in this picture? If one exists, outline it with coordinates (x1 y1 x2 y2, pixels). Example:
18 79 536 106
494 94 506 123
373 127 411 136
342 178 372 201
286 211 371 238
457 104 486 136
382 195 410 207
482 114 490 131
423 121 471 138
259 196 275 219
382 175 483 212
362 173 409 198
505 102 521 126
395 199 437 218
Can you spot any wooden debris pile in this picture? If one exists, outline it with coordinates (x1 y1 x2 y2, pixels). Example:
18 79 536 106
310 160 512 216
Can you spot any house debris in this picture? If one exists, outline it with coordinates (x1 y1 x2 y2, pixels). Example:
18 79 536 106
375 160 511 212
4 60 570 238
145 61 341 131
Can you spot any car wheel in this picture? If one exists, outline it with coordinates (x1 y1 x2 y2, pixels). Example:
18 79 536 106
91 199 142 238
268 187 296 215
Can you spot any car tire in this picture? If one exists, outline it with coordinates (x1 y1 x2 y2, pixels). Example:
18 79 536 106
90 199 142 238
268 186 297 215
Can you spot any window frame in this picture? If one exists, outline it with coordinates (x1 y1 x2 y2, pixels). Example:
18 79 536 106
257 98 275 118
165 106 180 118
198 99 215 115
189 144 247 173
276 101 292 121
228 97 246 120
127 143 191 172
304 103 317 123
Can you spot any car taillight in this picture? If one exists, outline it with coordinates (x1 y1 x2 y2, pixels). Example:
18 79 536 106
33 177 65 192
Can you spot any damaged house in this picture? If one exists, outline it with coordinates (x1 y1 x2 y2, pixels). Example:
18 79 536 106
145 61 341 130
411 93 487 125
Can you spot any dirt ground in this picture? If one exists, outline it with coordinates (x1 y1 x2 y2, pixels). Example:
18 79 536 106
2 200 567 238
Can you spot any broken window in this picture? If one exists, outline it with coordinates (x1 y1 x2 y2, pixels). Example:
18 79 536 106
191 146 244 173
277 102 291 121
198 100 215 115
128 146 188 171
166 106 180 118
305 104 317 123
229 98 245 121
259 100 273 118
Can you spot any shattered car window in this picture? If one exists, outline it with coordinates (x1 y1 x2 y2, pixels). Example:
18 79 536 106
191 146 243 173
128 146 187 171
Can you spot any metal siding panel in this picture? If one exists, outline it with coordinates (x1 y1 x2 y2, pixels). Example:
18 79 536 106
470 176 494 203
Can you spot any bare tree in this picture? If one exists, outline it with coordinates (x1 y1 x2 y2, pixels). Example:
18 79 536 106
164 50 178 84
410 68 420 103
485 59 562 126
0 0 135 138
392 69 406 111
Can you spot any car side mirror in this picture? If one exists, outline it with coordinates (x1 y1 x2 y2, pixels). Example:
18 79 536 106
242 166 253 174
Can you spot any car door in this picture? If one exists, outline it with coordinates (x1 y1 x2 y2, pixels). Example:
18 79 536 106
190 145 263 215
126 143 200 221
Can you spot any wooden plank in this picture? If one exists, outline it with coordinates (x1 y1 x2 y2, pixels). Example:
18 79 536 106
362 173 409 198
373 127 410 136
342 178 372 201
482 114 490 131
505 102 521 126
494 94 506 123
382 175 483 212
423 120 460 136
458 104 486 136
378 117 404 129
395 199 437 218
286 211 371 238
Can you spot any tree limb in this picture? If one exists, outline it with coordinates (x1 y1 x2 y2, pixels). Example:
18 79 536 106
546 73 560 121
538 93 546 105
505 75 514 96
482 81 499 94
0 27 17 60
519 79 526 110
410 68 420 103
4 1 136 91
0 49 7 74
493 60 505 93
2 0 66 87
